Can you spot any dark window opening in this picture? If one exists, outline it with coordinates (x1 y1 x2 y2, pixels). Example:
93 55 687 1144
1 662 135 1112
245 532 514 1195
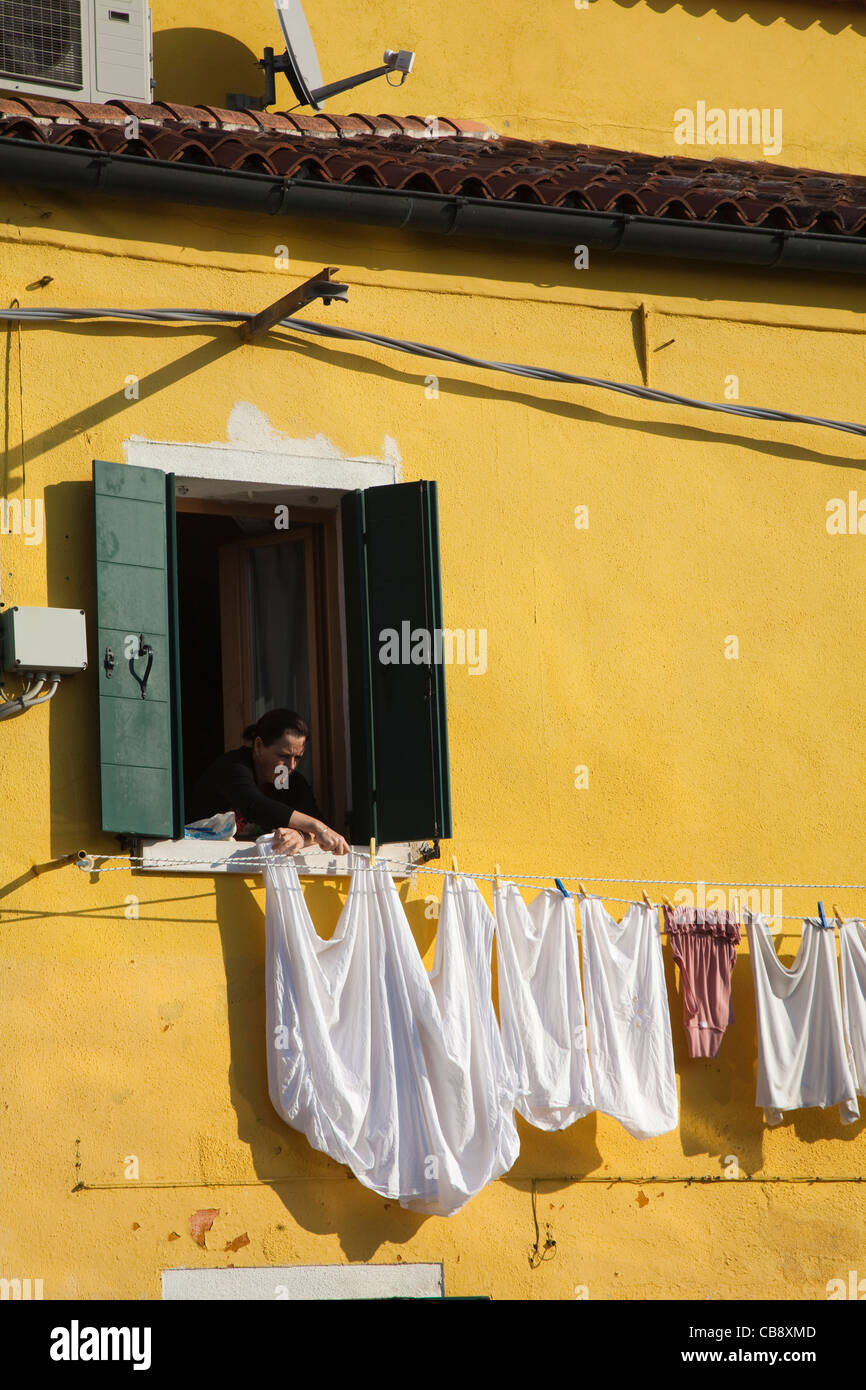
174 500 346 835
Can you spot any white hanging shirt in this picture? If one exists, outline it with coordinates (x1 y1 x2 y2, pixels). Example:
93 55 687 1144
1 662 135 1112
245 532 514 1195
747 914 859 1126
494 881 595 1129
837 917 866 1098
579 897 678 1140
261 844 519 1216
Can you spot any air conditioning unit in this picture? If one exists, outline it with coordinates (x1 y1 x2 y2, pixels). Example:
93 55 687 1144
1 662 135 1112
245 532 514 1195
0 1 153 105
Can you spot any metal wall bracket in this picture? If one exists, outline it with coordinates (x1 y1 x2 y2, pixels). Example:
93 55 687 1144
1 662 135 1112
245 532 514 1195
239 266 348 343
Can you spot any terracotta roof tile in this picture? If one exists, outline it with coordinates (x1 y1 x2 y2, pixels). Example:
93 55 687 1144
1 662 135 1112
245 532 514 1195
283 111 342 137
2 118 42 141
196 105 262 129
319 113 370 137
364 114 406 136
246 109 306 134
108 100 165 124
56 99 116 123
56 128 102 150
1 96 865 238
12 96 78 121
391 115 436 137
0 97 33 118
154 101 215 124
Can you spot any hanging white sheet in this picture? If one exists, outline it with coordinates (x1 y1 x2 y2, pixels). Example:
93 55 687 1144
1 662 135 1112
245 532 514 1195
494 881 595 1129
261 844 519 1216
579 896 678 1140
747 914 859 1126
836 917 866 1099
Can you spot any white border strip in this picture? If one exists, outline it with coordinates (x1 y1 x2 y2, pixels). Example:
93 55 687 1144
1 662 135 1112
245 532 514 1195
162 1263 444 1300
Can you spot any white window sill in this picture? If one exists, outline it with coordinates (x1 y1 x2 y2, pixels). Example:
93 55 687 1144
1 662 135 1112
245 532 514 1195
137 839 416 876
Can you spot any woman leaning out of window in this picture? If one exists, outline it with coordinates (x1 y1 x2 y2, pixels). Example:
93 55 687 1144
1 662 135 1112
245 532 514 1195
188 707 350 857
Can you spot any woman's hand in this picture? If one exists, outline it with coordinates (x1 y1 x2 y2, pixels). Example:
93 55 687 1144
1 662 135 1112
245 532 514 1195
271 826 306 855
287 811 350 857
313 823 351 856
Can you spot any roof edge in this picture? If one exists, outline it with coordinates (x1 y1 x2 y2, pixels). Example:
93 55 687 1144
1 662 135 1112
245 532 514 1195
0 137 863 276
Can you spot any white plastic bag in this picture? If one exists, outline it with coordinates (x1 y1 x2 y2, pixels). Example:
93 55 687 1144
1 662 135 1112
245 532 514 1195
183 811 236 840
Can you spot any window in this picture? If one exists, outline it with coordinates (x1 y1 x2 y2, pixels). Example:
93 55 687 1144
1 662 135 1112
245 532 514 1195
92 457 452 860
173 499 345 835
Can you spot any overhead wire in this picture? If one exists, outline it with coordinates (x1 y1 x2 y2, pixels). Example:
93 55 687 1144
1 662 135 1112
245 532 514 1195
0 304 864 439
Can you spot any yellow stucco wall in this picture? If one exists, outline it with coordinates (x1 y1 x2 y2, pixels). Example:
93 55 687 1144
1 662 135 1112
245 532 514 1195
2 3 866 1301
148 0 866 171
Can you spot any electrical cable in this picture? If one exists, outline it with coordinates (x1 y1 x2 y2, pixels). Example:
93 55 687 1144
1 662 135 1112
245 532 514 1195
0 675 61 718
22 678 59 707
282 315 866 439
0 305 864 439
15 305 25 494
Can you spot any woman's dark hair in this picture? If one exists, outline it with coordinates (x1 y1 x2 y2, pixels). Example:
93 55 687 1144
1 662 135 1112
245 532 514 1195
243 708 310 746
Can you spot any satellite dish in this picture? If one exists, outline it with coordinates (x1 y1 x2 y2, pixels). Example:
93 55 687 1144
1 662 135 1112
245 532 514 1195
275 0 323 108
260 0 415 111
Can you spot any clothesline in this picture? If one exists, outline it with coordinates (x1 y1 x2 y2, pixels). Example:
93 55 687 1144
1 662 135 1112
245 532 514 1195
258 854 866 1211
73 850 866 923
75 850 866 888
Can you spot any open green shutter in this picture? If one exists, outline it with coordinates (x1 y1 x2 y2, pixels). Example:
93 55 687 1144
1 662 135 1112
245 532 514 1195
94 459 183 837
341 480 452 845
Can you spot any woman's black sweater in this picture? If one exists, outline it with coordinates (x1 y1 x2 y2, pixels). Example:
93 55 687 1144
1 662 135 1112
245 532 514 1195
187 746 322 834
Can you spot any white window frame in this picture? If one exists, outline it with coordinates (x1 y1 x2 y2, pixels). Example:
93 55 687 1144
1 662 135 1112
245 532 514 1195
124 438 413 877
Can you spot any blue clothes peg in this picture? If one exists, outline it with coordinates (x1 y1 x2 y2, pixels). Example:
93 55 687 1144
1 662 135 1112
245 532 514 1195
817 900 830 931
554 878 571 898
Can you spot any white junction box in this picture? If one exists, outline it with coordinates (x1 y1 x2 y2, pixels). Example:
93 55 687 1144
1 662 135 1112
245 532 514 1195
0 606 88 675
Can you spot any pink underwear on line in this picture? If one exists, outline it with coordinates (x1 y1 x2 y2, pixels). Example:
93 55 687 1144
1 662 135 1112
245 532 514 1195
662 907 741 1059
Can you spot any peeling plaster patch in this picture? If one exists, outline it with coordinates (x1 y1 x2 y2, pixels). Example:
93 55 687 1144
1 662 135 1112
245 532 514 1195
637 1190 649 1208
224 404 403 473
224 1233 250 1253
226 402 340 456
190 1208 220 1248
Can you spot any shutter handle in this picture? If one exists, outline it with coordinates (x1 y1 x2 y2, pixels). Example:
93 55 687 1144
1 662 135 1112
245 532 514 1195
103 646 115 679
129 634 154 699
